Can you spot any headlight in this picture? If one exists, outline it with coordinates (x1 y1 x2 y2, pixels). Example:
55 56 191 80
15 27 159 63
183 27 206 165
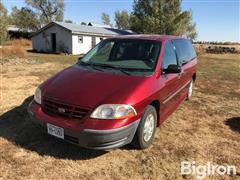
90 104 137 120
34 87 41 104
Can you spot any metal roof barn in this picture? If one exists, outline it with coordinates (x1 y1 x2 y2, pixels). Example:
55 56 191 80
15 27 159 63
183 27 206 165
32 21 133 55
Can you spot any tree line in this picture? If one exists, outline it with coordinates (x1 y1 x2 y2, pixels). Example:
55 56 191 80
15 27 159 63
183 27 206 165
0 0 197 44
103 0 197 40
0 0 64 44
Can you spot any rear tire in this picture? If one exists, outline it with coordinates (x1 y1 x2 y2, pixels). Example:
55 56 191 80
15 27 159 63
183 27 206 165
132 105 157 149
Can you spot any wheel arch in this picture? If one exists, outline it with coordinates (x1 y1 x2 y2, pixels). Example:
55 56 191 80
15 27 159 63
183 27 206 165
193 73 197 82
150 100 160 127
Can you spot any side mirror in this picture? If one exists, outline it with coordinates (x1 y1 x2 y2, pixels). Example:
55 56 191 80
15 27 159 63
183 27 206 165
163 64 181 74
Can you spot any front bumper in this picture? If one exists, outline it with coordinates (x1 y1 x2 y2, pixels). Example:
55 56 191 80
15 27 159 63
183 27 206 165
28 104 140 150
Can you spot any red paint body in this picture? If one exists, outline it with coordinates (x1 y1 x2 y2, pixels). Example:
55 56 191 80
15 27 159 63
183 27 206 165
29 35 197 135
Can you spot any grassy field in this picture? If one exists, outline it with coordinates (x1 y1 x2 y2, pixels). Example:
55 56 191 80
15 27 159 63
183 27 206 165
0 52 240 179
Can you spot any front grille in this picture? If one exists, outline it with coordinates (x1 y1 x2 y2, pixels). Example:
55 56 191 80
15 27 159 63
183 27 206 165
42 97 90 120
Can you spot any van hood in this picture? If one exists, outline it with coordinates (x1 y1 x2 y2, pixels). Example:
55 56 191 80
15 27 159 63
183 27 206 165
41 65 146 108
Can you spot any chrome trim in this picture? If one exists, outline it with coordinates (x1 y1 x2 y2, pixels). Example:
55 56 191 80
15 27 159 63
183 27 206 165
163 81 191 104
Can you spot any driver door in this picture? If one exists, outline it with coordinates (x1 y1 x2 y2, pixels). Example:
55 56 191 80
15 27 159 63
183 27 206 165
159 41 181 122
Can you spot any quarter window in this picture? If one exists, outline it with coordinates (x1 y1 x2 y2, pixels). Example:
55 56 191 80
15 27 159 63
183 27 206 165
161 41 177 70
173 39 196 65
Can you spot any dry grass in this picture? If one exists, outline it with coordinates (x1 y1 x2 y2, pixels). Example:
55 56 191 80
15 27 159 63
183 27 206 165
0 53 240 179
0 46 26 57
0 39 32 57
4 39 32 47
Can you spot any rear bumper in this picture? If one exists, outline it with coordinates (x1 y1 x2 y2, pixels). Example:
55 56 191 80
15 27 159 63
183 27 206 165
28 106 140 150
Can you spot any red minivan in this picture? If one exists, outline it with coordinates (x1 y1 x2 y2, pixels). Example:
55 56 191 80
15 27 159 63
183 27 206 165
28 35 197 150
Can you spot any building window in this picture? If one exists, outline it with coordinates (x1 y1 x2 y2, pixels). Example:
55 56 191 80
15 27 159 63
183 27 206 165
78 35 83 43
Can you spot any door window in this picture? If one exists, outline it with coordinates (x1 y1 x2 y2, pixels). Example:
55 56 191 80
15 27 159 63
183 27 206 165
161 41 177 70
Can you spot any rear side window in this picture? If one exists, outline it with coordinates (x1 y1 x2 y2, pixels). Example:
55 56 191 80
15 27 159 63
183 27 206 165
173 39 196 65
161 41 177 70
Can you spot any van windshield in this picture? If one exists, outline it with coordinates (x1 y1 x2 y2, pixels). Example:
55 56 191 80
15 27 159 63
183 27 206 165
78 39 161 74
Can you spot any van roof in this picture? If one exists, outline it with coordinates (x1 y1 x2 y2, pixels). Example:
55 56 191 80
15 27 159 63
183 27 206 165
109 34 187 41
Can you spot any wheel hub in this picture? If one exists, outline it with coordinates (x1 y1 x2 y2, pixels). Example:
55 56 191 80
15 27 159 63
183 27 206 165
188 81 193 98
143 113 155 142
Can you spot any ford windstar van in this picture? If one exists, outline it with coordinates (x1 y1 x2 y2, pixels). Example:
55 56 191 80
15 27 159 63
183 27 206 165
28 35 197 150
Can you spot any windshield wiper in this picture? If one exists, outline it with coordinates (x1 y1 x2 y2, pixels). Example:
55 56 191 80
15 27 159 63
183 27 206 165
93 63 132 75
78 61 104 72
93 63 120 69
118 69 131 75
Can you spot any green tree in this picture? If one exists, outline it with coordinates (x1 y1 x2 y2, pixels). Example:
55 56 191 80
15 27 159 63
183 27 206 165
101 12 111 26
11 7 40 31
130 0 197 39
64 19 72 23
25 0 65 24
114 10 130 30
0 2 9 44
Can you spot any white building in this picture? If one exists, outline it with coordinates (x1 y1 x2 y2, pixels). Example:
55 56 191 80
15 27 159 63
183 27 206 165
32 21 132 55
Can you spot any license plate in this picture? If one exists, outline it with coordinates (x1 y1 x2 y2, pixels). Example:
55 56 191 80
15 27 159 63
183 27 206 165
47 123 64 139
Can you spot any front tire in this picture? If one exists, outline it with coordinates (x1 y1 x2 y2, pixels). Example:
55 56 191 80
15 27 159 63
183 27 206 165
132 105 157 149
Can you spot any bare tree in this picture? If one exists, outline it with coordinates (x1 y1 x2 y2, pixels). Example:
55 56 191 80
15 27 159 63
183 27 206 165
25 0 65 24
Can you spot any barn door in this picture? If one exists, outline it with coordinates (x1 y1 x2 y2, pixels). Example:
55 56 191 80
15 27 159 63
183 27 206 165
51 33 56 52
